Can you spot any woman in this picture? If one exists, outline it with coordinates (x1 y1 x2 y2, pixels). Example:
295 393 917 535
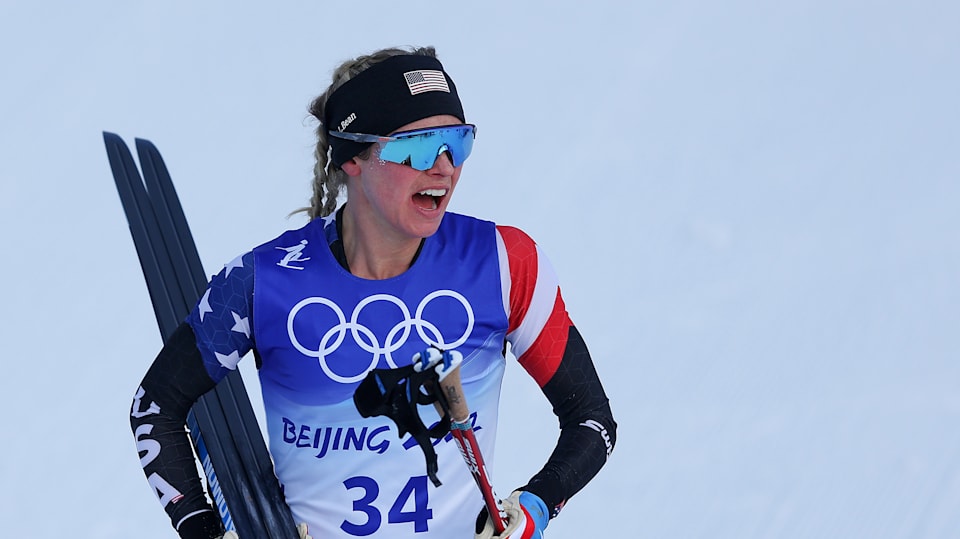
130 46 616 539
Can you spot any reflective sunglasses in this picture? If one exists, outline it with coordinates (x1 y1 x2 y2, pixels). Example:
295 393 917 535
329 124 476 171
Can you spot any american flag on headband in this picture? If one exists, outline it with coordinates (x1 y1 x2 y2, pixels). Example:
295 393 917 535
404 70 450 95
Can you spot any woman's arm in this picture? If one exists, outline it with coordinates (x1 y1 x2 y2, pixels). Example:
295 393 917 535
497 226 617 518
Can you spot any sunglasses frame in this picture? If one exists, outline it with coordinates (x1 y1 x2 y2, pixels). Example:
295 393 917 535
328 124 477 170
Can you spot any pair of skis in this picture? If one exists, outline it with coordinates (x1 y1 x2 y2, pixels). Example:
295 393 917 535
104 133 299 538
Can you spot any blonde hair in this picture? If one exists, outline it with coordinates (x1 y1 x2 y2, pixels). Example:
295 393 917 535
298 46 439 219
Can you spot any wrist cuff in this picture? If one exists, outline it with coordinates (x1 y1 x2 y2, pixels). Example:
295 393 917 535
518 491 550 531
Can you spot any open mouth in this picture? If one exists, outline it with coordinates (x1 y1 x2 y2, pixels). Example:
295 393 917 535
412 188 447 210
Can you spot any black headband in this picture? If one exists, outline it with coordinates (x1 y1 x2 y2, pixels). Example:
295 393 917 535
324 55 465 167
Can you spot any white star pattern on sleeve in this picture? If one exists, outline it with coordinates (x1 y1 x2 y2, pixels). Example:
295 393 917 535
188 251 254 383
230 311 250 338
215 350 241 370
224 254 244 277
198 289 213 322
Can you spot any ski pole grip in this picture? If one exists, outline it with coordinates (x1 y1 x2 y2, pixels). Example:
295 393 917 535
437 366 471 424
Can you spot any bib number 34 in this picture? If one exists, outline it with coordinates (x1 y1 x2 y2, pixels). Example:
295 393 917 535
341 475 433 536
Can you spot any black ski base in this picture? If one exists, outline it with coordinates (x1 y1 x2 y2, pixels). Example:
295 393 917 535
104 131 299 538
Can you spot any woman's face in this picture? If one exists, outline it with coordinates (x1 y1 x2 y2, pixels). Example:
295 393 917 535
344 114 465 242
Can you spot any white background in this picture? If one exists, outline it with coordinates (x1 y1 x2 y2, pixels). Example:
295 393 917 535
1 1 958 537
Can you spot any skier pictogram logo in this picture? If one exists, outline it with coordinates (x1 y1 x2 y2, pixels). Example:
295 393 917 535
276 240 310 270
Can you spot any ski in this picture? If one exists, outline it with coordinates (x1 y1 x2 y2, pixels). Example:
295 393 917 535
104 132 299 538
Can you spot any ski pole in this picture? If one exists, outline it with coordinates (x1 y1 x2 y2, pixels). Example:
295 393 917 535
437 366 508 534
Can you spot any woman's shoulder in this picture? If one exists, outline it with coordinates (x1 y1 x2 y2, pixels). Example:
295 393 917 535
437 211 497 237
251 215 332 253
440 212 541 253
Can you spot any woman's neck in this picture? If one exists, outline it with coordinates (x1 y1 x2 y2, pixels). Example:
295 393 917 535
339 204 423 280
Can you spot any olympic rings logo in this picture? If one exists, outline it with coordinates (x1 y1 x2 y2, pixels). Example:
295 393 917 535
286 290 475 383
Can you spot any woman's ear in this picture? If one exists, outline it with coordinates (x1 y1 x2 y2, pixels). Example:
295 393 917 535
341 158 363 177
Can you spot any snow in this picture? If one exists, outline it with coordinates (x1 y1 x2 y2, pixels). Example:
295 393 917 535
1 1 958 537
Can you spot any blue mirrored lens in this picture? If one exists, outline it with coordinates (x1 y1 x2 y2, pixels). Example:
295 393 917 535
378 125 475 171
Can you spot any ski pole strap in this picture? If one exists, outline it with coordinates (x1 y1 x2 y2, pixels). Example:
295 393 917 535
353 364 452 486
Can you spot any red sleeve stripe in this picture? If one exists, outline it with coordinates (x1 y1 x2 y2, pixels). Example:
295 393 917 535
516 290 571 387
496 225 562 361
507 244 559 359
496 225 539 334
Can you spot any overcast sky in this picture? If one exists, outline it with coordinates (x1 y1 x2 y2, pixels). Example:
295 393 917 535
1 1 958 537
